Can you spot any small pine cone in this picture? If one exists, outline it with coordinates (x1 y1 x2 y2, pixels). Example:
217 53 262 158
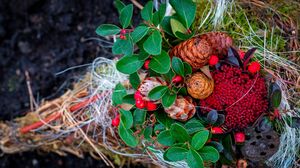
169 32 233 69
164 96 196 121
186 72 214 99
200 32 233 57
138 77 167 101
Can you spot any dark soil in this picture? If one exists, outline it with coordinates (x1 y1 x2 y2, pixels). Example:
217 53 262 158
0 0 142 167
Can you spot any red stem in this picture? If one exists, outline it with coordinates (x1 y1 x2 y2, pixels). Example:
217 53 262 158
19 94 101 134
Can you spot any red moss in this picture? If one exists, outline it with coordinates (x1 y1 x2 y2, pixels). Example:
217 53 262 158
200 65 268 129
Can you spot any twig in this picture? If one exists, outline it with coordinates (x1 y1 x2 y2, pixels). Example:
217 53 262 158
130 0 143 10
25 71 38 111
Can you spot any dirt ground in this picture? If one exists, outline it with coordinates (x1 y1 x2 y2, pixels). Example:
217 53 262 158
0 0 142 167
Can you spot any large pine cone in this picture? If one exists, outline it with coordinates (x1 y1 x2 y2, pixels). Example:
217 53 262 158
169 32 233 69
164 96 196 121
138 77 167 101
186 72 214 99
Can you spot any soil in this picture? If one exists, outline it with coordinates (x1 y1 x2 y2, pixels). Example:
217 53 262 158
0 0 143 167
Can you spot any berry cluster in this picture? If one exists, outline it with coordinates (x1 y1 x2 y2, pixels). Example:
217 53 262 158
134 91 157 111
201 65 268 129
120 29 127 40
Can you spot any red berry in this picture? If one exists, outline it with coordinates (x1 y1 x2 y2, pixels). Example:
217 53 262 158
247 61 261 73
208 55 219 66
239 50 245 59
171 75 183 83
120 35 126 40
135 99 145 109
111 115 120 127
134 91 143 100
234 132 245 143
211 127 224 134
120 29 126 35
146 101 157 111
144 59 150 69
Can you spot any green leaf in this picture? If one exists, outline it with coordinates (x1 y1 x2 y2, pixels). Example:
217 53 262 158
96 24 120 36
271 89 282 108
164 147 188 161
191 130 209 150
198 146 220 163
114 0 125 13
154 123 165 133
148 85 168 100
144 126 153 141
112 83 127 105
169 0 196 28
163 69 175 82
172 57 185 76
186 149 204 168
175 31 194 40
141 1 153 21
149 50 171 74
133 108 146 126
112 37 133 56
152 3 166 26
138 51 150 61
131 26 149 43
116 55 144 74
143 30 162 55
157 130 175 146
119 109 133 129
161 16 173 36
183 62 192 75
119 4 133 28
122 94 135 105
118 122 138 147
170 18 187 36
162 90 176 108
184 119 205 134
129 72 140 89
170 123 190 142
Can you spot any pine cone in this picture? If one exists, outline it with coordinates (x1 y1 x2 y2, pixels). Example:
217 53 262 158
169 32 233 69
138 77 167 101
186 72 214 99
164 96 196 121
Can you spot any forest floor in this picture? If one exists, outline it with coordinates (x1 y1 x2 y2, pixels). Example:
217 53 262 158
0 0 143 167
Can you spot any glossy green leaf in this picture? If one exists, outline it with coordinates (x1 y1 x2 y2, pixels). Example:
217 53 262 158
184 62 192 75
163 69 175 82
198 146 220 163
122 94 135 105
157 130 174 146
170 18 187 36
184 119 205 134
114 0 125 13
138 51 150 61
118 122 138 147
175 31 194 40
149 50 171 74
162 90 176 108
169 0 196 28
119 109 133 129
143 30 162 55
141 1 153 21
161 16 173 36
131 26 149 43
164 147 188 161
129 72 140 89
170 123 189 142
112 37 133 56
112 83 126 105
133 108 146 126
96 24 120 36
119 4 133 28
271 88 282 108
191 130 209 150
116 55 144 74
152 3 166 26
148 85 168 100
172 57 185 76
144 126 153 141
186 149 204 168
